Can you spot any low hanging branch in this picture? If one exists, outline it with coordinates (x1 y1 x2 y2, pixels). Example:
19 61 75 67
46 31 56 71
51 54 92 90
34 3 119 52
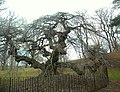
15 55 45 70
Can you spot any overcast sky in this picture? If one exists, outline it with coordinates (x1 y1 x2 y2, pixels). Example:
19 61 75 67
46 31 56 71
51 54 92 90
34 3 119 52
6 0 113 22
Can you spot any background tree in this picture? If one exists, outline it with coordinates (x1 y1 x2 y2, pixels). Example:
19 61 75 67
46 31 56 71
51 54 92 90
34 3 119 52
93 8 119 52
113 0 120 8
0 0 6 12
111 0 120 26
0 12 26 70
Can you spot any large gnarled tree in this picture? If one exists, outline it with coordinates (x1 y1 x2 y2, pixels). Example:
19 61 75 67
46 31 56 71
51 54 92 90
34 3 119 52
6 12 108 76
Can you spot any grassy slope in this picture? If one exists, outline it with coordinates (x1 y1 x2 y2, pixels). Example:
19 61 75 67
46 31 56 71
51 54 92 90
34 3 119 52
97 51 120 92
108 68 120 81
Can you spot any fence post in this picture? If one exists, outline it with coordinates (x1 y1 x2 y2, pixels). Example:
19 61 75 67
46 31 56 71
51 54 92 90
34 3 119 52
0 78 1 90
93 72 96 92
37 77 39 92
9 77 11 92
0 78 2 91
67 75 71 92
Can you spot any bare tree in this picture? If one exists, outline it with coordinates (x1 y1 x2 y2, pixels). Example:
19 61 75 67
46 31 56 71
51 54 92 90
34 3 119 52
93 8 119 52
0 12 25 70
6 12 91 76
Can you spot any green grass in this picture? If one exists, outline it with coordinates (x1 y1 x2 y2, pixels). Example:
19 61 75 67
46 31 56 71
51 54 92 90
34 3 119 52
0 68 41 78
108 68 120 81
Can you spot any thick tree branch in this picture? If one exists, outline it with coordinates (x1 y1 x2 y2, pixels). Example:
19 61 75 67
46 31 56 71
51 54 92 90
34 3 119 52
15 55 45 71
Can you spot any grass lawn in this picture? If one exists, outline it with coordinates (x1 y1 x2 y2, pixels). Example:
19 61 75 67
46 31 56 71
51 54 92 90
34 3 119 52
108 68 120 81
0 68 40 78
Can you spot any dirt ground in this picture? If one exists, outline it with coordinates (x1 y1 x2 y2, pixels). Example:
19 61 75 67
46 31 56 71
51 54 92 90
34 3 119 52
97 80 120 92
